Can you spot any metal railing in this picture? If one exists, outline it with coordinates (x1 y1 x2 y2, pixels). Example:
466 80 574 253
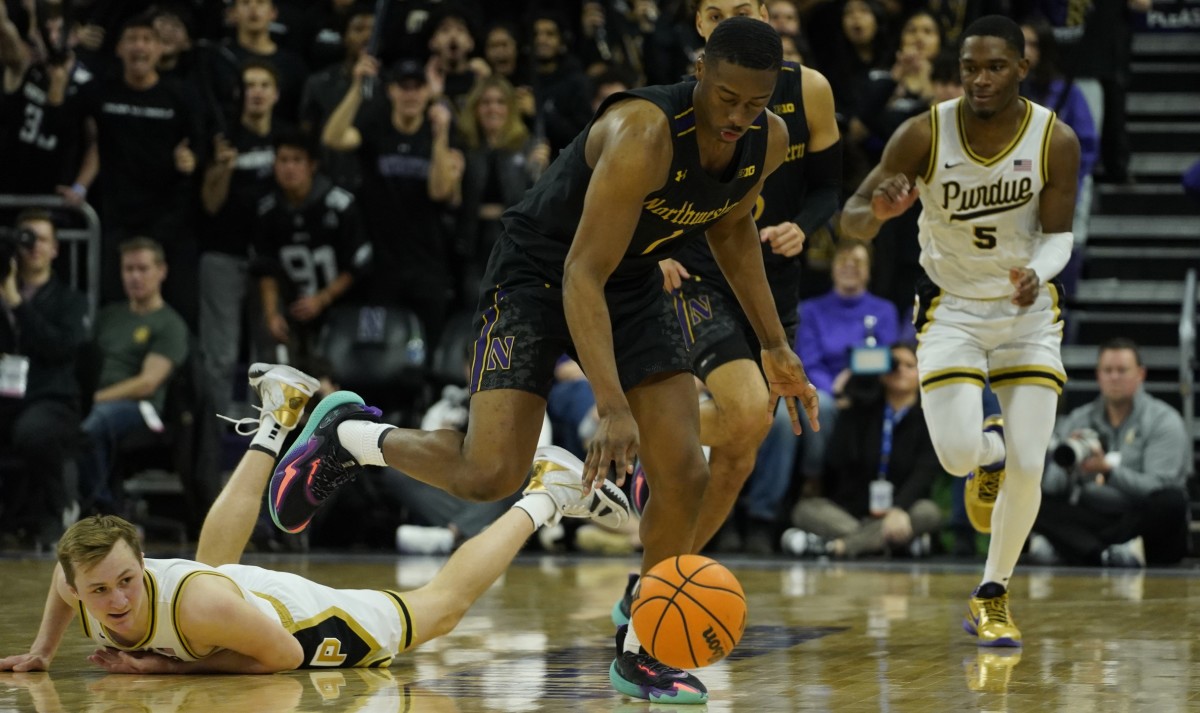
1180 268 1196 476
0 194 101 318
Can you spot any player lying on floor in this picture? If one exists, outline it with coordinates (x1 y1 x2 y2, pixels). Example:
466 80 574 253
0 364 628 674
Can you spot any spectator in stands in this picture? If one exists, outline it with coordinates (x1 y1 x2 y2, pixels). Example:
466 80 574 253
1032 338 1190 567
0 1 98 202
77 238 189 515
198 60 283 418
857 9 942 157
84 13 204 325
425 4 488 114
482 21 527 81
455 75 551 307
253 129 371 364
304 0 375 72
796 239 902 485
767 0 802 37
1020 15 1098 298
816 0 892 193
1033 0 1147 185
526 12 594 156
783 342 943 558
222 0 309 123
322 56 463 347
0 211 90 545
299 1 379 191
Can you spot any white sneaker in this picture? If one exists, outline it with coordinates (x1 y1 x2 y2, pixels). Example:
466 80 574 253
218 363 321 433
524 446 630 529
781 528 828 557
1027 533 1061 565
1102 536 1146 568
395 525 455 555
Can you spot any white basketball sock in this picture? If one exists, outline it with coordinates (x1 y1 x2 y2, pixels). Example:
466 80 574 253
624 621 643 655
249 413 288 457
981 430 1006 469
337 421 394 466
513 493 558 529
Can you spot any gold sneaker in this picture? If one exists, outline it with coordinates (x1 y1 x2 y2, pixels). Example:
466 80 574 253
965 415 1005 534
963 585 1022 647
964 650 1023 693
219 363 321 433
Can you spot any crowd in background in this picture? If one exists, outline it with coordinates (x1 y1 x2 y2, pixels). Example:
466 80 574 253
1 0 1184 566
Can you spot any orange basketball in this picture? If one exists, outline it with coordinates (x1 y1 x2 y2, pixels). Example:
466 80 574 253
630 555 747 669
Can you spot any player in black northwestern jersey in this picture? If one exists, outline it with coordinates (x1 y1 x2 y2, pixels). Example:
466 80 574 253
252 130 371 364
269 18 819 705
658 0 843 552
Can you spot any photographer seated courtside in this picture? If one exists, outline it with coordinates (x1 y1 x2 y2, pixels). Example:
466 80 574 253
1030 338 1190 567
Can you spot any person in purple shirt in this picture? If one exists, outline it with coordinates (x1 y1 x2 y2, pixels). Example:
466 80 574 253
796 239 902 485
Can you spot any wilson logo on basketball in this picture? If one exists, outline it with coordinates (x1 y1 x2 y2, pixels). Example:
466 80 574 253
702 626 725 663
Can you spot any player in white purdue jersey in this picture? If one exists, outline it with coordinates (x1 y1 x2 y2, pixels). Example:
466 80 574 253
0 364 628 674
842 15 1080 648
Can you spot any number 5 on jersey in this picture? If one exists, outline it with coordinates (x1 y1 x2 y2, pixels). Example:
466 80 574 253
972 225 997 250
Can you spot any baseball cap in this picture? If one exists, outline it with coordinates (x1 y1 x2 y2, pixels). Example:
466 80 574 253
386 59 426 85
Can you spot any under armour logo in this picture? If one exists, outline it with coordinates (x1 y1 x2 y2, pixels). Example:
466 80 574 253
675 169 687 182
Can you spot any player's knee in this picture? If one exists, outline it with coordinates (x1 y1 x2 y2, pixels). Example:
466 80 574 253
929 434 977 476
650 449 710 505
460 461 528 502
720 393 773 446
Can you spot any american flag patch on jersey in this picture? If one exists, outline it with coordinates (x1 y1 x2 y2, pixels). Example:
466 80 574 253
1013 159 1032 172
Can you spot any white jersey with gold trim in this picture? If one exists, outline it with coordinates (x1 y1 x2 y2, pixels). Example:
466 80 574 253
76 559 413 668
915 97 1056 299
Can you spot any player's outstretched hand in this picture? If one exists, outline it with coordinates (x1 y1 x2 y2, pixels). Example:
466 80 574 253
583 408 639 496
0 653 51 672
1009 267 1039 307
870 174 920 221
761 346 819 435
88 647 177 674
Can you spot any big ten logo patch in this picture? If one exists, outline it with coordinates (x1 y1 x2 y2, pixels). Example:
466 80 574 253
484 336 515 371
310 637 348 666
738 165 756 179
309 670 349 699
772 102 795 114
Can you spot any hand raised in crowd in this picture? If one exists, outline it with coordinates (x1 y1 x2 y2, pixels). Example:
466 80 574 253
760 221 805 257
212 134 238 171
424 56 446 99
444 148 466 182
1009 267 1039 307
468 57 492 81
352 53 380 82
658 258 690 292
174 138 195 174
428 101 453 136
75 24 105 51
762 346 820 435
514 86 536 118
870 173 919 221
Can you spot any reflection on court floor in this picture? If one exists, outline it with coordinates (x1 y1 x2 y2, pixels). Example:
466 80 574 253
1 555 1197 712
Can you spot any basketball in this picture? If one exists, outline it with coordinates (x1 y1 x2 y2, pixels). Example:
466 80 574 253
630 555 746 669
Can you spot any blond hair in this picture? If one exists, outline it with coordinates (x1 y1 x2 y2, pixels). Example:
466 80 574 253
458 75 530 152
57 515 144 588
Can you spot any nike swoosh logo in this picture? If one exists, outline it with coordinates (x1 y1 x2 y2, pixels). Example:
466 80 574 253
944 161 961 168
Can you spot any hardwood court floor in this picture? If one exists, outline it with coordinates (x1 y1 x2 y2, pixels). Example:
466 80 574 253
2 553 1199 713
